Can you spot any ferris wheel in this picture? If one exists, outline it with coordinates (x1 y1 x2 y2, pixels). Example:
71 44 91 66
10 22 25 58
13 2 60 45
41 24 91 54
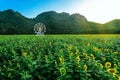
34 23 46 35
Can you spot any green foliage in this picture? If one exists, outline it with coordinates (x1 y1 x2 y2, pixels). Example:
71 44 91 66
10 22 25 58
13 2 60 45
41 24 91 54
104 19 120 33
0 9 120 34
0 9 35 34
0 35 120 80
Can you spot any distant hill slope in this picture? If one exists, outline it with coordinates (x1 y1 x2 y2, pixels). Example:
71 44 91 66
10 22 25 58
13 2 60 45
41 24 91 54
34 11 89 34
104 19 120 33
0 9 120 34
0 9 35 34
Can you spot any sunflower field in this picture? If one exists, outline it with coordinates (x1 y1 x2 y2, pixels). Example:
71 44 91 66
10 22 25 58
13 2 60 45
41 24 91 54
0 35 120 80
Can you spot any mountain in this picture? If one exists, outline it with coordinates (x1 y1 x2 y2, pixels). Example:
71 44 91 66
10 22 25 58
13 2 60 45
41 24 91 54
34 11 89 34
0 9 35 34
104 19 120 33
0 9 120 34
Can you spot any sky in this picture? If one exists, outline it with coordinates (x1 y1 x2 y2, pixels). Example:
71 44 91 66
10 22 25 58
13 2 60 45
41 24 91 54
0 0 120 23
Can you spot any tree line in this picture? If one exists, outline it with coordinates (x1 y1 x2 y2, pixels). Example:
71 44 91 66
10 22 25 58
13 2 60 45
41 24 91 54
0 9 120 34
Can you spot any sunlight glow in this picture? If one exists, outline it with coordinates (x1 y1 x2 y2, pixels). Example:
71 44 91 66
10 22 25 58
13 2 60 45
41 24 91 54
70 0 120 23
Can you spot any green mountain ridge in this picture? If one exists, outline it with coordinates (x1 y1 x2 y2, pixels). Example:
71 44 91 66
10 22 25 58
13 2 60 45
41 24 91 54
0 9 120 34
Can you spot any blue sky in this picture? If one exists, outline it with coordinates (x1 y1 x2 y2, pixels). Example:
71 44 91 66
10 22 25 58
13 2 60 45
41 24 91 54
0 0 83 18
0 0 120 23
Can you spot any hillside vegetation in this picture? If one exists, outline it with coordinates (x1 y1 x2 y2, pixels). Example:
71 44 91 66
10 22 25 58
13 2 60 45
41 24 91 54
0 9 120 34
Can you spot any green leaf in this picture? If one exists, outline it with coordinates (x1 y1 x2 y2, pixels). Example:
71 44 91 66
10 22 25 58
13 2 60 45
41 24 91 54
67 68 73 73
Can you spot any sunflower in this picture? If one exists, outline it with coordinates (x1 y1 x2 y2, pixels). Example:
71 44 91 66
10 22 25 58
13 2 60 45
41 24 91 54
100 63 103 69
105 62 111 68
75 48 79 54
93 47 98 51
114 64 117 67
118 78 120 80
113 52 118 55
22 52 27 56
102 57 106 61
113 73 119 79
59 67 66 76
68 45 72 51
83 64 87 71
59 56 64 64
90 54 95 59
59 49 63 53
108 68 116 74
87 43 90 46
76 56 80 62
118 62 120 66
83 53 87 57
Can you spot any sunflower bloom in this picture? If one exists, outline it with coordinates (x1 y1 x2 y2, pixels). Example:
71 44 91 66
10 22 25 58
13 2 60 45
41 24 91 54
113 52 118 55
105 62 111 68
87 43 90 46
93 47 98 51
114 64 117 67
102 57 106 61
75 47 79 53
118 78 120 80
59 49 63 53
90 54 95 59
108 68 116 74
22 52 27 56
59 56 64 64
60 67 66 76
118 62 120 66
83 64 87 71
76 56 80 62
100 63 103 69
83 53 87 57
113 73 119 79
68 45 72 51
